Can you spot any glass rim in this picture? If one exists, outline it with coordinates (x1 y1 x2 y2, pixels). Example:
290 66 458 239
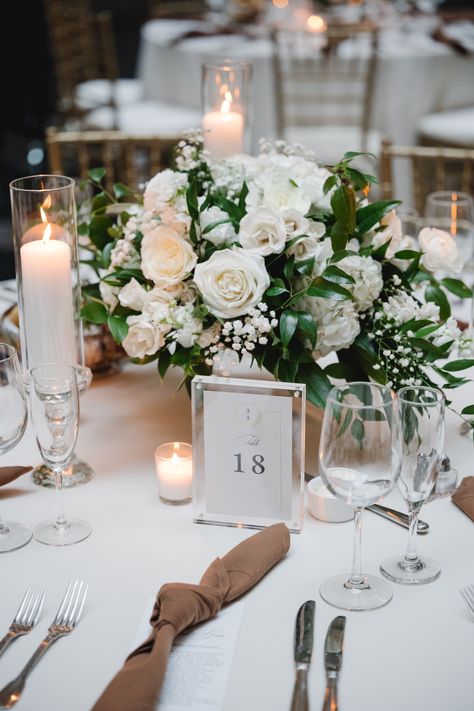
202 59 252 73
0 342 19 365
326 381 394 409
426 190 473 207
397 385 445 405
155 441 192 461
9 175 75 193
30 363 78 380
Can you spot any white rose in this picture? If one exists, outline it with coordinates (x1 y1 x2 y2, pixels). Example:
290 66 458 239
122 316 166 359
288 235 333 273
118 278 147 311
141 224 197 287
238 206 287 256
98 274 119 309
194 248 270 318
142 287 174 321
300 297 360 356
419 227 464 274
372 210 403 258
282 209 310 237
200 205 236 246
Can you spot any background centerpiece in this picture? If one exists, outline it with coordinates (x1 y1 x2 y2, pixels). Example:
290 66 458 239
80 132 473 425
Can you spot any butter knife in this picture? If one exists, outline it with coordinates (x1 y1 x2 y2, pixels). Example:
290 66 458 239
367 503 429 533
290 600 316 711
322 615 346 711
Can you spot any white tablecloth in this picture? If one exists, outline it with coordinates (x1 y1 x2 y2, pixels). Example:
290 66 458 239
137 18 474 153
1 354 473 711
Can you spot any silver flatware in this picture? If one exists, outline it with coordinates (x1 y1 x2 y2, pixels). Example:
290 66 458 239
460 584 474 619
367 503 429 534
322 615 346 711
290 600 315 711
0 588 45 659
0 580 87 708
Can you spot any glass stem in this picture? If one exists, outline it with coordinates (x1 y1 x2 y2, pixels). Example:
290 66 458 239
401 503 423 571
54 469 67 529
345 507 369 590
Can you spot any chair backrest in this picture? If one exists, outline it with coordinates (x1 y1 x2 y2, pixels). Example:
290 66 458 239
44 0 119 118
148 0 207 18
45 128 180 191
271 21 378 146
380 138 474 214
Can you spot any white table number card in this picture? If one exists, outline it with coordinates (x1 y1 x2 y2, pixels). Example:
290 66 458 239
192 376 305 532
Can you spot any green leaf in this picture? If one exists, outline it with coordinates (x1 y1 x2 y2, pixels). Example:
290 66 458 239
342 151 376 161
322 265 355 285
107 314 129 344
461 405 474 415
266 285 289 297
330 220 349 252
347 167 368 191
158 350 172 379
284 255 295 281
91 191 110 213
393 249 421 260
295 257 315 277
329 249 359 263
88 167 106 184
289 178 299 188
89 215 114 250
78 222 88 236
351 418 365 447
113 182 135 199
442 359 474 372
238 181 249 213
440 278 472 299
425 284 451 321
356 200 400 236
280 309 299 347
297 311 317 349
323 175 337 195
331 185 356 232
186 179 199 221
101 241 113 269
81 301 108 324
307 277 352 301
201 218 231 235
337 410 353 438
276 357 298 383
371 238 391 261
296 363 332 409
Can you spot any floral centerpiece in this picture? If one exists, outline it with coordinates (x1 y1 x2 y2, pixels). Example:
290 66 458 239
80 132 473 424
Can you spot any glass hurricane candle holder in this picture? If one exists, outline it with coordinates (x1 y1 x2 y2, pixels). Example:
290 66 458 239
154 442 193 505
202 61 251 158
10 175 93 488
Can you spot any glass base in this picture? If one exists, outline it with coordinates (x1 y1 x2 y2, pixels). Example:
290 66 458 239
31 455 94 488
380 555 441 585
34 519 91 546
0 521 32 553
159 495 192 506
320 573 393 611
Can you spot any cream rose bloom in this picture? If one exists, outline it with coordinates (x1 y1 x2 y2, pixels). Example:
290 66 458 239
372 209 403 258
141 225 197 287
238 206 287 256
118 278 147 311
194 248 270 318
419 227 464 274
122 316 166 359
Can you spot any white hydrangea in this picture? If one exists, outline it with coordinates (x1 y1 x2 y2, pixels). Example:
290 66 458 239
110 239 140 268
169 303 203 348
337 254 383 311
432 316 460 350
300 296 360 356
143 169 188 215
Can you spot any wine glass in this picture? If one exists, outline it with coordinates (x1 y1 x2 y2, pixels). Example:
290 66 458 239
319 382 402 611
0 343 31 553
29 363 91 546
380 386 444 585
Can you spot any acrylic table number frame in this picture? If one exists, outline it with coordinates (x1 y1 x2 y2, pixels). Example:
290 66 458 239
191 375 306 533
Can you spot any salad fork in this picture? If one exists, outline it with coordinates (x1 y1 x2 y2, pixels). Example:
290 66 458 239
0 580 88 709
0 587 45 658
460 584 474 619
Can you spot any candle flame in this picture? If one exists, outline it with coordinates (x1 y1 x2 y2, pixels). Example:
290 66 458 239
273 0 288 6
171 452 180 468
43 223 52 243
42 194 52 210
307 14 327 32
450 192 458 236
40 194 53 243
221 91 233 114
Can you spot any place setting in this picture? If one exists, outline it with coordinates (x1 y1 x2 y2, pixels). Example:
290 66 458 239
1 1 474 709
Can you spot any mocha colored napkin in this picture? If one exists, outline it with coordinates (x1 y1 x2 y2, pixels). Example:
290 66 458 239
92 522 290 711
170 25 253 46
452 476 474 521
0 466 32 487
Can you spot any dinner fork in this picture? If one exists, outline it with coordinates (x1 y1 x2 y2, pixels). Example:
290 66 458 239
0 580 88 709
0 587 45 658
460 584 474 619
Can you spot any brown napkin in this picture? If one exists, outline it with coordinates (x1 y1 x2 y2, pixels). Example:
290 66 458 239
0 466 32 487
452 476 474 520
92 522 290 711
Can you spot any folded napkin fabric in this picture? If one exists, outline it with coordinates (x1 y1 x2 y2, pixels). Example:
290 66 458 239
92 522 290 711
0 466 32 487
452 476 474 521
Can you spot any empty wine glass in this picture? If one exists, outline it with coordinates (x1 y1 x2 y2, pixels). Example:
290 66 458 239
0 343 31 553
30 363 91 546
319 382 402 611
380 386 444 585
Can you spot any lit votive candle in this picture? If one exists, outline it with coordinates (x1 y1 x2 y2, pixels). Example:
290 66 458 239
154 442 193 505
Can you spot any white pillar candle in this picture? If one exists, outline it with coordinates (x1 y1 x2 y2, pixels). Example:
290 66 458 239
202 96 244 158
20 226 77 369
154 442 193 504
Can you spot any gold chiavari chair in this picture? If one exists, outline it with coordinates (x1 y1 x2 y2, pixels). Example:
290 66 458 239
271 21 379 164
148 0 207 19
380 138 474 215
45 128 180 191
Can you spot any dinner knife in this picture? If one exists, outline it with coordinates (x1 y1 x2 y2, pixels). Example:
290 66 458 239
322 615 346 711
367 503 429 533
290 600 316 711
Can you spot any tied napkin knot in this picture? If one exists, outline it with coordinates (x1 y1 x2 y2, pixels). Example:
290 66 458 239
452 476 474 521
0 466 32 487
92 523 290 711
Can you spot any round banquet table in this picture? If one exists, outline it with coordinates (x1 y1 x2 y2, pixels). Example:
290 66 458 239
137 18 474 153
0 353 473 711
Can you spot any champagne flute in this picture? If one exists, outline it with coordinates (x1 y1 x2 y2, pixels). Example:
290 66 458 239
0 343 31 553
319 382 402 611
380 386 444 585
30 363 91 546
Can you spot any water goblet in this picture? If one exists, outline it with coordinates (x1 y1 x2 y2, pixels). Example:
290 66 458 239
30 363 91 546
319 382 402 611
0 343 31 553
380 386 444 585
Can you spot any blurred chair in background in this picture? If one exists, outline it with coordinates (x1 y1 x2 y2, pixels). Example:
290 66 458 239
271 21 380 165
45 127 179 191
418 105 474 149
380 138 474 214
148 0 208 18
